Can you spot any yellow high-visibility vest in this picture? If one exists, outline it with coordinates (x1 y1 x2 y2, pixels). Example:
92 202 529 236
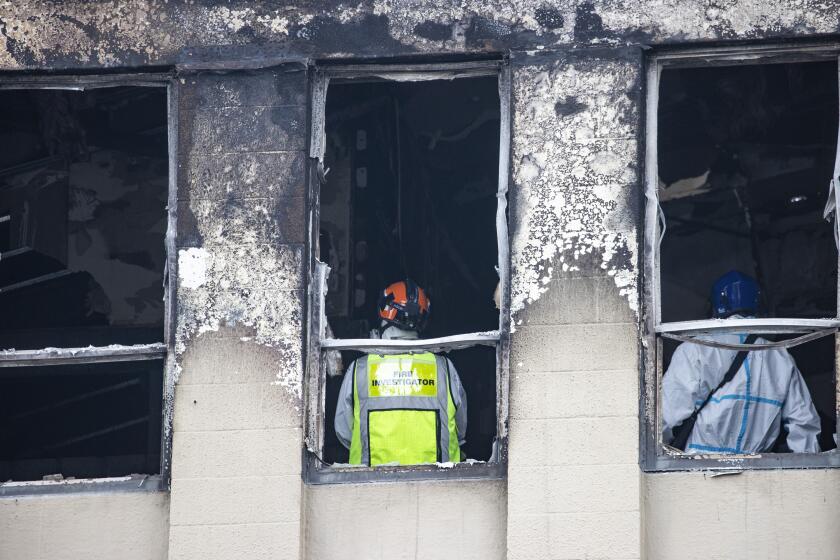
349 353 460 466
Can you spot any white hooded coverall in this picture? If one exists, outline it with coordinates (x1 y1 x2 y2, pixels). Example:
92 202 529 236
662 333 821 454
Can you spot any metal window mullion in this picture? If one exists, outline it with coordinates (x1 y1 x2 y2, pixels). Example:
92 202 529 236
0 73 173 91
656 318 840 335
309 70 329 161
495 61 512 442
0 343 167 368
643 58 663 470
307 261 329 457
156 78 179 486
320 332 501 353
323 60 501 81
645 60 662 327
835 54 840 449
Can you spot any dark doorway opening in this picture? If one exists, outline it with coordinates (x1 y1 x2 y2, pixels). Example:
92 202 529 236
320 77 501 463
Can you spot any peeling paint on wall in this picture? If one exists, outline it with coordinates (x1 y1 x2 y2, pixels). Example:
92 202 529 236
178 248 208 290
175 240 305 398
168 70 309 408
509 51 641 325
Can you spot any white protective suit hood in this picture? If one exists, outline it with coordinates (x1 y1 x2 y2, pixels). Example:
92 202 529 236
379 324 419 340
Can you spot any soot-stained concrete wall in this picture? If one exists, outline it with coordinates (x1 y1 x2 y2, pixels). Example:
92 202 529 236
2 1 840 70
4 2 840 560
169 66 308 560
509 47 641 321
507 47 642 560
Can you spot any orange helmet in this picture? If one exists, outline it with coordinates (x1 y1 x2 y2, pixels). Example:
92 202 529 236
377 279 430 332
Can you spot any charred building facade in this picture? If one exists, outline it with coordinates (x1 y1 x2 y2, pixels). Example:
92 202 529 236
2 2 840 559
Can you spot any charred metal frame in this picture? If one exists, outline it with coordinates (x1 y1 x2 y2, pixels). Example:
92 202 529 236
0 71 177 496
642 43 840 471
303 59 511 484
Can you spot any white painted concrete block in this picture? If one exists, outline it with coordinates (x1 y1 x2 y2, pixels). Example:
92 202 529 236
508 464 639 516
595 275 637 324
177 336 293 385
518 277 598 326
171 427 302 478
644 470 840 560
173 382 300 431
169 521 300 560
416 481 508 560
0 492 169 560
511 324 638 373
506 514 550 560
170 476 301 526
509 416 638 467
519 275 637 326
510 369 638 420
304 480 506 560
546 510 640 559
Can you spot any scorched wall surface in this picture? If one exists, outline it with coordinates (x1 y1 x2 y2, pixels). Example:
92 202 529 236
2 1 840 559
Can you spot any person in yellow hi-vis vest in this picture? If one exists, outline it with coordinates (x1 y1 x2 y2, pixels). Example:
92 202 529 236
334 279 468 466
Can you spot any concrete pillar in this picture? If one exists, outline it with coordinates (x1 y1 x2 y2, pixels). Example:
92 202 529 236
506 48 644 560
168 67 309 560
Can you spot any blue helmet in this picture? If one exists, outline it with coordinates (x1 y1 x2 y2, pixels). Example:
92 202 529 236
711 271 760 318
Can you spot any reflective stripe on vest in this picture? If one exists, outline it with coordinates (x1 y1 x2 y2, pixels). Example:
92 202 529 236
349 353 460 466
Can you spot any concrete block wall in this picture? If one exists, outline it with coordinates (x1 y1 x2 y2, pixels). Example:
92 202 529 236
168 67 309 560
506 48 643 560
303 480 507 560
643 470 840 559
0 492 170 560
506 279 641 560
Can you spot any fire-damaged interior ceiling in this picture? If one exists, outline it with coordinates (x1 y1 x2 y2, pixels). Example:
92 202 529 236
0 86 167 481
320 76 501 463
658 60 839 451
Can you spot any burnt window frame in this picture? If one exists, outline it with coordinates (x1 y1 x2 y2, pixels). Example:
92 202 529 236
303 59 512 484
0 72 178 495
642 43 840 472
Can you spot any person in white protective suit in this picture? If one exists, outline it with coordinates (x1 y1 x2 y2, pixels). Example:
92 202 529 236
662 271 821 454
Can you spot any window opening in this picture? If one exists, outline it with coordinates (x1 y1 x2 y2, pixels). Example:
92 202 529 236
0 85 169 483
645 53 840 468
306 63 509 479
659 61 838 324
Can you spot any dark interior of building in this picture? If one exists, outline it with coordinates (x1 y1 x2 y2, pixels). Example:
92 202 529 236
0 360 164 481
0 87 167 481
658 61 839 450
320 77 501 463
